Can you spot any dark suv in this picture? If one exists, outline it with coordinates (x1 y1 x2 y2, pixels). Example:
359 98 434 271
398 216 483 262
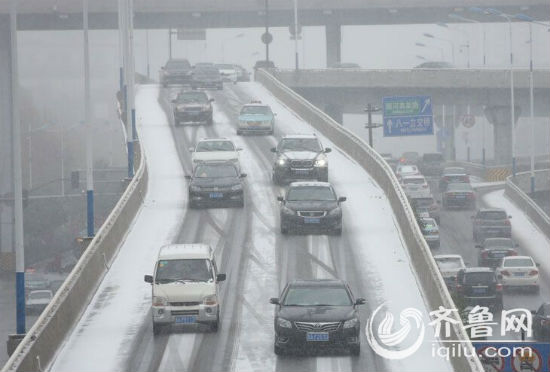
476 238 518 268
191 67 223 90
278 182 346 235
420 152 444 176
271 135 331 184
456 268 503 310
270 279 365 356
161 59 193 86
172 91 214 125
472 208 512 242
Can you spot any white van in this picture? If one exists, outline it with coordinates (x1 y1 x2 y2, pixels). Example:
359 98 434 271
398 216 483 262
144 244 226 334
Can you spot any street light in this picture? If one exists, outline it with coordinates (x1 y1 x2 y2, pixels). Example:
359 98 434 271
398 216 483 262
449 13 487 67
415 42 445 61
423 32 455 64
293 0 299 70
437 22 470 68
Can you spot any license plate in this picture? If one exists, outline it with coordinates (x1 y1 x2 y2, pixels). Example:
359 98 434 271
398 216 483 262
472 288 487 295
293 169 310 175
455 195 466 199
307 332 329 341
209 192 223 199
304 217 320 224
487 229 500 233
513 272 525 277
175 316 196 324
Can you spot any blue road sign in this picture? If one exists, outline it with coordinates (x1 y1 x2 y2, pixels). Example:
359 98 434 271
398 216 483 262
383 96 434 137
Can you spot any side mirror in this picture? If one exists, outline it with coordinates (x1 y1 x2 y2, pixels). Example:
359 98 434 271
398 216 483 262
270 147 277 153
497 274 503 280
209 98 215 102
277 196 284 202
464 261 470 267
269 297 279 305
508 215 512 219
338 196 347 202
185 175 191 180
240 173 247 178
324 148 332 153
161 66 165 70
355 298 366 305
236 147 243 151
216 273 226 282
475 244 482 249
536 263 540 267
188 147 194 152
273 113 278 116
144 275 153 284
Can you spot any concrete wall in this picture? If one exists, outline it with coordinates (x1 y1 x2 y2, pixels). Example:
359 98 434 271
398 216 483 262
255 69 483 372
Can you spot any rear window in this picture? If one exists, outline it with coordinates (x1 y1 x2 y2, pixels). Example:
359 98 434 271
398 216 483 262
283 286 352 306
447 183 473 192
479 211 507 220
484 239 514 248
436 257 463 271
423 153 443 162
503 258 533 267
464 272 494 284
404 177 425 184
411 197 434 207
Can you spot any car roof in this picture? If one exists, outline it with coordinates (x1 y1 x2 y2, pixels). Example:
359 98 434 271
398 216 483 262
289 279 346 287
434 254 463 260
29 289 53 295
462 267 494 273
197 137 232 142
420 217 436 224
281 134 317 139
502 255 533 261
158 244 213 260
403 175 425 179
483 237 513 245
242 103 270 108
289 181 332 188
478 208 506 213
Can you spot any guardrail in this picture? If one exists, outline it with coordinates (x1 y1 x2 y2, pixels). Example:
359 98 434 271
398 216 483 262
2 109 148 372
505 170 550 240
256 69 483 372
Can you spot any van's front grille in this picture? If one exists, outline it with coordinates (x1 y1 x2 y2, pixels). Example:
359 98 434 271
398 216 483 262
170 302 200 307
171 310 199 316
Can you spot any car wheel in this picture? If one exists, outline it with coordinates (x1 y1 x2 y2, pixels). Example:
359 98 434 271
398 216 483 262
207 117 213 125
273 173 282 185
333 227 342 236
189 200 198 209
236 129 242 135
350 344 360 356
281 224 289 234
210 320 219 332
318 173 329 182
274 343 285 356
237 200 244 208
268 128 274 135
153 323 163 336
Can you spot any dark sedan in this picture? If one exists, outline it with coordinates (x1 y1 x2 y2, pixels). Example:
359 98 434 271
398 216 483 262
270 279 365 356
278 182 346 235
476 238 518 268
186 162 246 208
472 208 512 242
533 303 550 341
172 91 214 125
191 67 223 90
442 182 476 209
456 268 503 311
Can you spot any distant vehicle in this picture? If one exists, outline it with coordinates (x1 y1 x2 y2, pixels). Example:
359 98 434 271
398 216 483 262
330 62 361 69
254 60 276 70
401 175 429 195
214 64 239 83
496 256 539 292
380 153 398 171
25 290 53 314
271 134 331 184
172 91 214 125
415 207 431 219
194 62 215 70
270 279 364 356
456 267 503 311
532 302 550 341
234 65 250 82
237 102 275 135
439 167 470 192
419 217 440 248
472 208 512 242
419 152 445 176
185 162 246 208
189 138 241 168
278 182 346 235
434 254 466 290
414 61 455 69
25 272 51 291
476 238 518 268
191 67 223 90
395 165 420 181
442 182 476 209
399 151 420 165
161 59 193 86
144 244 226 334
409 194 440 223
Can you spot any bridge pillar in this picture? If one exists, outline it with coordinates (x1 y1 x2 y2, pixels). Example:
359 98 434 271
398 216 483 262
324 103 343 125
325 23 341 68
0 15 14 272
484 105 521 165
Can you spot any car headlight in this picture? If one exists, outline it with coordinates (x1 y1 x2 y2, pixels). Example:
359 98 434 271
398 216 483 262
152 296 168 307
277 318 292 329
176 105 187 111
315 155 328 167
281 205 295 215
203 294 218 306
277 156 287 166
343 318 359 328
231 184 243 191
190 185 201 192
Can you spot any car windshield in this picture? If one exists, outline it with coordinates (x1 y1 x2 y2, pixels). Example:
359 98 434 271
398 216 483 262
479 211 507 220
447 183 473 192
402 152 419 159
29 292 51 300
279 138 321 152
177 92 208 103
484 238 514 248
283 286 352 306
166 60 190 69
444 167 466 175
464 272 494 284
155 259 213 283
215 64 235 70
195 69 220 78
194 164 238 178
399 166 418 173
241 106 271 115
196 141 235 152
435 257 463 271
404 177 425 184
287 186 336 201
503 258 533 267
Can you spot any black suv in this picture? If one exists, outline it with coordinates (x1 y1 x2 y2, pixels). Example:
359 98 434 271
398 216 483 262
532 302 550 341
271 135 331 184
472 208 512 242
161 59 193 86
172 91 214 125
270 279 365 356
278 182 346 235
185 162 246 208
419 152 444 176
455 268 503 310
476 238 518 268
191 67 223 90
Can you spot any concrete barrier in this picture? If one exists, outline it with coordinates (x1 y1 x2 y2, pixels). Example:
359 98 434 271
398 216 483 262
505 170 550 240
1 112 148 372
256 69 483 372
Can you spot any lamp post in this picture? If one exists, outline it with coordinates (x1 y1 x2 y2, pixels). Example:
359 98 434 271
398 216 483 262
293 0 299 70
449 13 486 67
423 32 455 64
437 22 470 68
415 42 445 61
83 0 94 237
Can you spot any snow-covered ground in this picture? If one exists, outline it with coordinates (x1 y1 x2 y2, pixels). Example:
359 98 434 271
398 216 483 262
49 85 187 371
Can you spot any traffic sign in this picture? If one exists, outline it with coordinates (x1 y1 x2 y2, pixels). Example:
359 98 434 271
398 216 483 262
382 95 433 137
261 32 273 44
461 114 476 128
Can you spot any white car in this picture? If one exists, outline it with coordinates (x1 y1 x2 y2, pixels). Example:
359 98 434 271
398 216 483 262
401 175 429 195
144 244 226 334
214 64 238 83
497 256 540 292
26 290 53 314
434 254 466 290
189 138 241 169
396 165 420 181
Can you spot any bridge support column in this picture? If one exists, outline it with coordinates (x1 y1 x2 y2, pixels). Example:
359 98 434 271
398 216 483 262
0 15 14 272
324 103 343 125
325 23 341 68
484 105 521 165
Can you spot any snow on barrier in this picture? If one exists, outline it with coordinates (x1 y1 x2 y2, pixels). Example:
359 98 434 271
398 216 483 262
255 69 483 372
2 131 148 372
505 170 550 240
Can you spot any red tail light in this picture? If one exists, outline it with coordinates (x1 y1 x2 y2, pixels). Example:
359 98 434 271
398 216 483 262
496 283 503 291
467 193 475 199
455 284 463 292
400 158 405 163
528 270 538 276
482 251 489 259
464 176 470 182
509 250 517 256
504 220 511 226
422 184 428 188
500 270 510 276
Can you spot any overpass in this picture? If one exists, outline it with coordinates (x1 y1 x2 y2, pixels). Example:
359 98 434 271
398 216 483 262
270 68 550 164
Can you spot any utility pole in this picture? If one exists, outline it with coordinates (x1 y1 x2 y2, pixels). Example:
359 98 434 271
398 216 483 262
293 0 299 70
84 0 94 237
364 104 382 148
168 27 173 59
265 0 270 62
